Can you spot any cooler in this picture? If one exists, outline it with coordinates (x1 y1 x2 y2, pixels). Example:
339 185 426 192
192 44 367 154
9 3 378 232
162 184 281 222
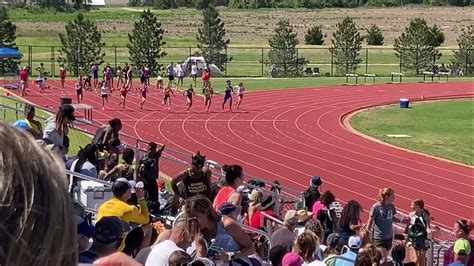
400 98 409 108
79 180 113 211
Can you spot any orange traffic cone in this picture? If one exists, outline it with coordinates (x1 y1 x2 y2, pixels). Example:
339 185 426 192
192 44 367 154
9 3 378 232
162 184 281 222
3 91 10 96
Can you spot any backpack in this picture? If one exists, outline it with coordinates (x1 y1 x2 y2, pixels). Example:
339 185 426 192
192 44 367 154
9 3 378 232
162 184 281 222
317 208 335 230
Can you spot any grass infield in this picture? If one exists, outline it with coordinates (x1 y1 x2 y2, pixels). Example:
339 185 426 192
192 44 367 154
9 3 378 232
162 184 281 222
350 98 474 165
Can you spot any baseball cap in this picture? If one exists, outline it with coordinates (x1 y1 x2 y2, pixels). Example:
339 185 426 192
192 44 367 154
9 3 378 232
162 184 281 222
284 210 299 226
12 120 29 130
282 252 303 266
218 202 238 216
310 176 322 187
454 239 471 255
76 216 95 238
60 104 76 121
348 235 362 249
326 233 341 247
94 216 129 244
112 178 132 197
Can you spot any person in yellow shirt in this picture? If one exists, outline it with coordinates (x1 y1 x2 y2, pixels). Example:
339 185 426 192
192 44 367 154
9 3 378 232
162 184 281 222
98 178 153 255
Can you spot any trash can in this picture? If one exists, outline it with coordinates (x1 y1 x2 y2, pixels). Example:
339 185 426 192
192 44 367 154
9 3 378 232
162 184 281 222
400 98 409 108
60 97 72 107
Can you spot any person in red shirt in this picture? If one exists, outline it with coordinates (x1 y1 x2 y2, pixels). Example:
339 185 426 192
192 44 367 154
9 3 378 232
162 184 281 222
201 68 210 88
59 64 67 92
19 66 29 96
250 195 278 229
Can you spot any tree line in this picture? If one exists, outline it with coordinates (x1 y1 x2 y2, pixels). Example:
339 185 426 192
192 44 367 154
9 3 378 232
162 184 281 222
0 7 472 77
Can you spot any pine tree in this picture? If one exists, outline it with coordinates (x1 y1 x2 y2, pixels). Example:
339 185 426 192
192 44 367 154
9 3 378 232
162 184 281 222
394 18 444 75
197 5 231 71
58 13 105 77
365 24 384 45
452 25 473 75
128 9 166 75
0 7 18 75
268 19 307 77
305 25 324 45
330 17 363 75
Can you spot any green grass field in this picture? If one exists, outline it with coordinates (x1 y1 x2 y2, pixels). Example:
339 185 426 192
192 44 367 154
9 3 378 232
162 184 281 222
9 6 463 78
350 99 474 165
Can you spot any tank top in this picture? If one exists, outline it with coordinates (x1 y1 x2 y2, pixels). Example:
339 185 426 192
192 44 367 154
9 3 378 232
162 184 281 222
214 221 241 252
60 68 66 78
212 186 236 210
183 169 210 199
101 85 108 95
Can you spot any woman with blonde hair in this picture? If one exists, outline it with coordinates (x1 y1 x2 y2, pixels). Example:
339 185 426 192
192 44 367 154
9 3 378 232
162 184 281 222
0 121 77 265
367 187 402 261
246 189 262 223
184 195 255 264
294 230 321 264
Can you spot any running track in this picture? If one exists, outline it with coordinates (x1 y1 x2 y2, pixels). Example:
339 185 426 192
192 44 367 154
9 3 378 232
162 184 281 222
8 80 474 230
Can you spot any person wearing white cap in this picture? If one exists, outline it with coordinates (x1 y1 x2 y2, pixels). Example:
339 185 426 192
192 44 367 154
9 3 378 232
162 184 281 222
333 235 361 266
271 209 299 253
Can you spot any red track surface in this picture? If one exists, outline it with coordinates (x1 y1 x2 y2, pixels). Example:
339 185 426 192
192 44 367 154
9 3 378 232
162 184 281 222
10 80 474 229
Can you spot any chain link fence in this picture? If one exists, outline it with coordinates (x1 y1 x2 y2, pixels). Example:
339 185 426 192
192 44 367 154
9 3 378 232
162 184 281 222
9 45 473 78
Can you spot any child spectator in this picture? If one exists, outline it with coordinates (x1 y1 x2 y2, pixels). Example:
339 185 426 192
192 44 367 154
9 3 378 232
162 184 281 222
13 104 42 139
102 147 136 181
407 199 431 266
335 235 361 266
303 175 323 210
157 179 171 211
314 190 337 243
294 231 319 264
444 219 474 266
338 200 364 242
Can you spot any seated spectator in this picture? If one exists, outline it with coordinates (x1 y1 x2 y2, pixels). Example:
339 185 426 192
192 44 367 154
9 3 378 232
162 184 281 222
97 178 153 255
92 118 122 154
303 175 323 210
103 147 136 181
246 189 263 225
43 104 75 148
295 231 319 264
338 200 364 242
305 219 326 260
443 219 474 266
270 245 287 266
135 229 172 265
218 202 241 221
0 122 76 265
362 244 382 264
172 151 212 201
296 210 313 236
271 210 299 253
335 235 361 266
66 143 99 199
354 250 374 266
79 216 129 264
250 195 278 229
184 195 255 263
158 179 171 211
13 104 42 139
391 244 406 266
282 251 304 266
358 227 372 250
323 233 344 266
146 218 192 265
169 250 193 266
212 164 245 210
76 215 95 253
448 239 471 266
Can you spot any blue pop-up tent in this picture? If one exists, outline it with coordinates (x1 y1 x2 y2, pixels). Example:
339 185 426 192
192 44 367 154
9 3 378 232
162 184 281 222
0 47 23 59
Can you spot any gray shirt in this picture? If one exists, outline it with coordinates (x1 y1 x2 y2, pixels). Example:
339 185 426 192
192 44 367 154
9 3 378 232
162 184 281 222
270 227 296 253
43 117 64 147
370 202 397 240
